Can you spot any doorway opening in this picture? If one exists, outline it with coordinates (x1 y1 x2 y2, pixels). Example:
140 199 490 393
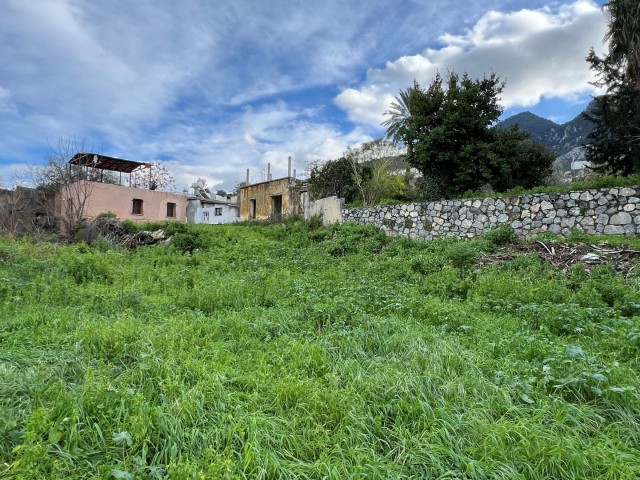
271 195 282 221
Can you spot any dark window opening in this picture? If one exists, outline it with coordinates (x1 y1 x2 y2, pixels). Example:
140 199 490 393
249 199 256 219
167 202 177 218
215 207 222 216
271 195 282 221
132 198 143 215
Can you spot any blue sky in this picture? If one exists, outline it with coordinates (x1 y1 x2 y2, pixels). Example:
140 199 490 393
0 0 607 191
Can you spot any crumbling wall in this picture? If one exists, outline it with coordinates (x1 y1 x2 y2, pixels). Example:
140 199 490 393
239 178 302 220
303 195 343 225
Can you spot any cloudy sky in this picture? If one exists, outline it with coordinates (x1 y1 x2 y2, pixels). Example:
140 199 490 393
0 0 607 191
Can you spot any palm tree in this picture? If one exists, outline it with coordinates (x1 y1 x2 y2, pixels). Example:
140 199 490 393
382 82 414 144
381 80 425 155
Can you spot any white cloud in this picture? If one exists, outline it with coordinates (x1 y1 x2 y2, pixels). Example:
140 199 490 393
115 102 371 190
335 0 606 126
0 86 17 114
0 0 599 191
243 133 257 145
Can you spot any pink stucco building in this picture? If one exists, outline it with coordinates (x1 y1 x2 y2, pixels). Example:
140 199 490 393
57 180 187 222
55 153 187 223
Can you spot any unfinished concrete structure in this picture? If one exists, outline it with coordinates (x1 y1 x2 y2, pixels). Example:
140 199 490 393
238 157 306 221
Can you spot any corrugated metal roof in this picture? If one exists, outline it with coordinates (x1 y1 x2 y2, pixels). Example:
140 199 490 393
69 153 151 173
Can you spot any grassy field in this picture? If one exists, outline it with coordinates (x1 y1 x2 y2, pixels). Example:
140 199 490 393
1 219 639 479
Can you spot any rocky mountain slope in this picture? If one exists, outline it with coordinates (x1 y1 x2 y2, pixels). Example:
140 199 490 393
497 103 595 157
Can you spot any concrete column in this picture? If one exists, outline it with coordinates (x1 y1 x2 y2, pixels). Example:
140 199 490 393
267 163 271 181
246 168 250 185
288 156 292 178
293 169 296 179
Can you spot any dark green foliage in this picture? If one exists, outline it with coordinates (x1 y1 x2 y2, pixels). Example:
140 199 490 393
384 72 554 198
490 135 555 191
121 220 140 234
308 156 371 203
306 213 324 230
313 222 389 256
410 73 504 196
445 242 479 271
585 0 640 173
421 266 471 299
96 211 117 219
584 88 640 174
170 232 205 253
483 224 517 246
63 251 113 284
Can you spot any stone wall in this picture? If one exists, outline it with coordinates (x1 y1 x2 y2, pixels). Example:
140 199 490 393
341 186 640 240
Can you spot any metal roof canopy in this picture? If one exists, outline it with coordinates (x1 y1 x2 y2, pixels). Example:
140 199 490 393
69 153 151 173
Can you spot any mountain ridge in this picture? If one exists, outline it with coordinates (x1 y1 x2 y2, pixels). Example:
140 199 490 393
497 103 595 157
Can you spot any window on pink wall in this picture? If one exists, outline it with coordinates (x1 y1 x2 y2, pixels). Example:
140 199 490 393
167 202 177 218
132 198 143 215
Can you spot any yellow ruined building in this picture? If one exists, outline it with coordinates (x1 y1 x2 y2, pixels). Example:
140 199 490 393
238 176 306 221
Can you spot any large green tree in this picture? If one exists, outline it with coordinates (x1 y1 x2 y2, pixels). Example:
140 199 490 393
308 156 371 204
308 139 411 205
585 0 640 173
383 72 553 198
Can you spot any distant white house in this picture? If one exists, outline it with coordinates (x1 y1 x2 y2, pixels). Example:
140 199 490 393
186 179 239 224
571 160 590 170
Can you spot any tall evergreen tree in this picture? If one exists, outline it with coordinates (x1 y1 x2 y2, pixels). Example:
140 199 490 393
382 72 553 198
585 0 640 173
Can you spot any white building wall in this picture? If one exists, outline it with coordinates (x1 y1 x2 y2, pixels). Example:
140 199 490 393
196 204 238 224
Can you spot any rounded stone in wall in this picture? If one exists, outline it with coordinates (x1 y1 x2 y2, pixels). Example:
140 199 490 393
604 225 625 234
610 212 632 225
579 191 594 201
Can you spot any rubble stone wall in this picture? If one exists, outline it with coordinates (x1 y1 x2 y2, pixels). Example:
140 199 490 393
341 186 640 240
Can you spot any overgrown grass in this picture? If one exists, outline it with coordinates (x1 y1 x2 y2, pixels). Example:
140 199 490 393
1 220 639 479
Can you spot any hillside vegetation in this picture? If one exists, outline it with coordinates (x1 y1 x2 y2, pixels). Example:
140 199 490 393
1 220 639 479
